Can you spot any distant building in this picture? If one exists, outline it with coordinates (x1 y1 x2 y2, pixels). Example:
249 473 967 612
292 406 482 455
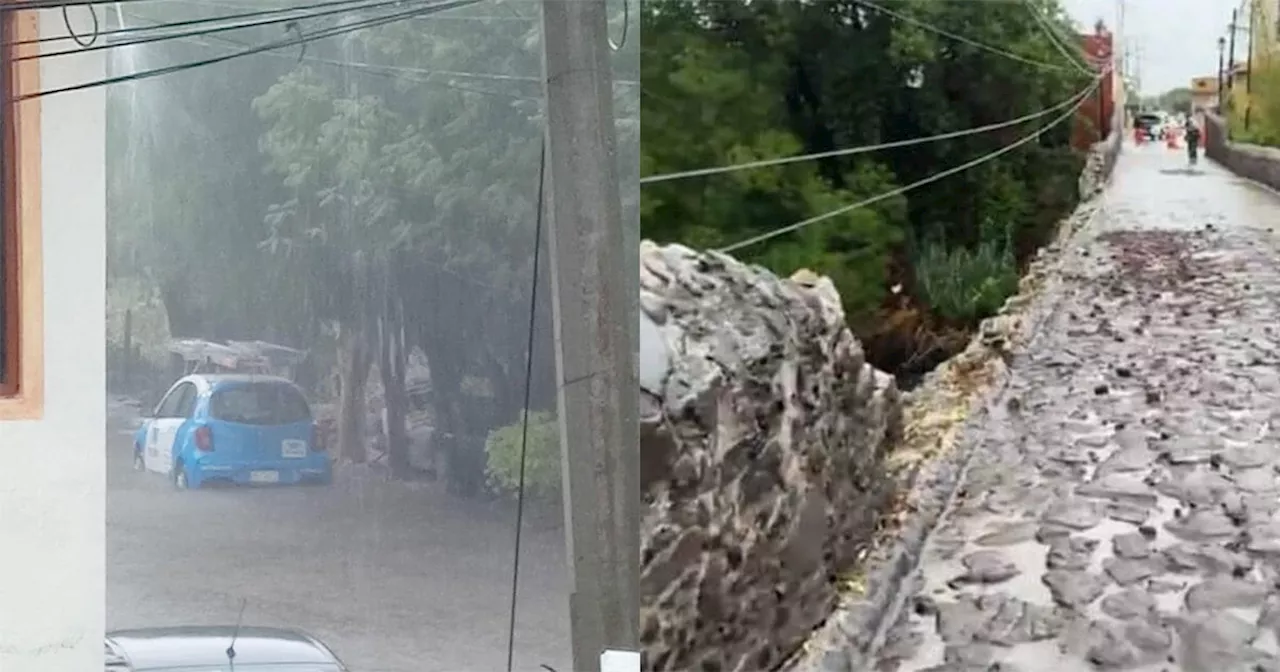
1190 76 1220 112
1072 20 1116 150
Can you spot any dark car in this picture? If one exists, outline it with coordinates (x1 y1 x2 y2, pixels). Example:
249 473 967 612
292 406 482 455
105 626 348 671
1134 113 1165 140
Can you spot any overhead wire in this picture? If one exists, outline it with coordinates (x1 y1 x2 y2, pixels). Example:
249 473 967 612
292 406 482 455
855 0 1079 74
61 3 101 46
8 0 385 47
120 8 536 94
1021 0 1096 75
716 73 1105 254
504 136 547 672
641 85 1101 184
11 0 482 101
24 0 447 62
607 0 627 51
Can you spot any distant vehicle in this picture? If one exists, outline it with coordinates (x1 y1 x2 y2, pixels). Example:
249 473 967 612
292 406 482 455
1134 112 1166 140
133 374 332 490
105 625 348 671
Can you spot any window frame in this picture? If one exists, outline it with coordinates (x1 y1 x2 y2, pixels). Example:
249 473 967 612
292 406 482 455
0 8 42 420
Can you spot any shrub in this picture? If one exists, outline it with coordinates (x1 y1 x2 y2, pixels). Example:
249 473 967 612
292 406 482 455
484 411 561 498
913 217 1019 323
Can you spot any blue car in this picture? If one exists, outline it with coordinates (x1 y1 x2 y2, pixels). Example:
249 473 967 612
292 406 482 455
133 374 332 490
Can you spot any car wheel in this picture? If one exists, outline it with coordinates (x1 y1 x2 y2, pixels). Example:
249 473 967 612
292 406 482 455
173 462 190 490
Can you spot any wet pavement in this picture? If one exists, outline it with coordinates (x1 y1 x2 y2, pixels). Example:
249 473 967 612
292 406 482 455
105 401 570 672
875 145 1280 671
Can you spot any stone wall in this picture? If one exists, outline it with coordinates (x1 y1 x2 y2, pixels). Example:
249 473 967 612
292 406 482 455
784 133 1123 672
639 242 904 671
639 134 1121 671
1079 112 1124 200
1203 112 1280 191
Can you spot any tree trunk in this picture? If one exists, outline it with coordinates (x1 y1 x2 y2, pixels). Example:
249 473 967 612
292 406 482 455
380 287 411 479
160 279 203 338
336 322 371 464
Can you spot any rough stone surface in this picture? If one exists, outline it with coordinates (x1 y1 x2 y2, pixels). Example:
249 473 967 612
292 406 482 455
638 242 904 671
787 127 1122 672
844 143 1280 671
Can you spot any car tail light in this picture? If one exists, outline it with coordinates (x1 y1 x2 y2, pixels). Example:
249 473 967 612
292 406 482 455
194 425 214 452
312 425 326 452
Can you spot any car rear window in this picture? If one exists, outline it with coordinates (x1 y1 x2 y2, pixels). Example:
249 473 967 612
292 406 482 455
209 383 311 426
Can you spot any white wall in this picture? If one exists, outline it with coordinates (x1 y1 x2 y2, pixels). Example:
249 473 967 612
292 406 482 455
0 10 105 672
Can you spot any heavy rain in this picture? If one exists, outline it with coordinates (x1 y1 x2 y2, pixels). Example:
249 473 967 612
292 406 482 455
102 1 638 669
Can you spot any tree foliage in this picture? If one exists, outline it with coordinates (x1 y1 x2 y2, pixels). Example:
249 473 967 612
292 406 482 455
641 0 1094 373
107 1 637 492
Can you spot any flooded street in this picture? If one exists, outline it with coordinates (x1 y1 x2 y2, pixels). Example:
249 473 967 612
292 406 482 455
876 146 1280 671
105 403 570 672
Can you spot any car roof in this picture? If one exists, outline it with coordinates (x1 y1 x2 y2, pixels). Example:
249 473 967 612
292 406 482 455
106 626 341 670
176 374 300 393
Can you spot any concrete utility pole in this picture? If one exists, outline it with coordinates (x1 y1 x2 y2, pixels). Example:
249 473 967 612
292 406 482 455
1246 0 1255 128
537 0 640 669
1228 9 1238 90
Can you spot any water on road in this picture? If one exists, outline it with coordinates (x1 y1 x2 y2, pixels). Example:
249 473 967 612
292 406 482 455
876 145 1280 671
105 404 570 672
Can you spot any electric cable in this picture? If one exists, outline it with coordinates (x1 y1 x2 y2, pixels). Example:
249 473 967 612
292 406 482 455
1021 0 1094 75
716 74 1104 254
856 0 1078 74
9 0 382 47
11 0 481 102
21 0 450 62
119 10 640 90
607 0 627 51
641 85 1101 185
504 136 547 672
61 3 101 47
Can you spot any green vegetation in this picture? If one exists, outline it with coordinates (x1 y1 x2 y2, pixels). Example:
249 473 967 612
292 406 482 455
641 0 1095 374
106 2 636 493
484 411 561 498
1230 66 1280 146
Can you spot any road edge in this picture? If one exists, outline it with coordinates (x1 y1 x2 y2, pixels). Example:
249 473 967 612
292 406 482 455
785 156 1116 672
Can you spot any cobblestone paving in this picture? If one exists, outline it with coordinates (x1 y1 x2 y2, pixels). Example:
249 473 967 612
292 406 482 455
876 147 1280 671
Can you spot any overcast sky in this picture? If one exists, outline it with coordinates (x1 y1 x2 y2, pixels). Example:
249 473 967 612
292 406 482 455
1062 0 1243 95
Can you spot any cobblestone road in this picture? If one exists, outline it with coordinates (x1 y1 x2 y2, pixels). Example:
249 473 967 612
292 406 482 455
876 146 1280 671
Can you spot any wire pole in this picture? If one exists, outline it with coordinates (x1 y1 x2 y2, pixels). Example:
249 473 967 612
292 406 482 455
1227 8 1238 91
1245 1 1255 129
537 0 640 668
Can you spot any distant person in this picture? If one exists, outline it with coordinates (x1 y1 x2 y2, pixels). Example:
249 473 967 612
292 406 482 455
1184 118 1202 166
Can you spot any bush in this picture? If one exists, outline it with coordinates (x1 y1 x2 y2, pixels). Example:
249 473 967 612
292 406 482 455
484 411 561 498
913 217 1019 323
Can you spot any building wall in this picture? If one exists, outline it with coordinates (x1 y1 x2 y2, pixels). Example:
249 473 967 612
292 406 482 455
1072 29 1115 150
0 10 106 672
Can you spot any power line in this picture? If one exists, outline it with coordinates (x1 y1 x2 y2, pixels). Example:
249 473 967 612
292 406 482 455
12 0 481 101
1022 0 1093 75
120 12 638 107
641 86 1096 185
856 0 1079 73
717 73 1103 254
172 0 535 20
107 6 639 87
24 0 439 62
504 136 546 672
6 0 388 47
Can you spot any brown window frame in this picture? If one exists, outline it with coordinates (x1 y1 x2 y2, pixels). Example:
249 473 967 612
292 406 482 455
0 8 42 420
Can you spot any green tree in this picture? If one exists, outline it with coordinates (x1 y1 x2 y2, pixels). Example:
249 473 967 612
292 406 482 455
640 0 1092 373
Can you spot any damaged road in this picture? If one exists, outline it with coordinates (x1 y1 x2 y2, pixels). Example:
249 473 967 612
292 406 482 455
873 148 1280 671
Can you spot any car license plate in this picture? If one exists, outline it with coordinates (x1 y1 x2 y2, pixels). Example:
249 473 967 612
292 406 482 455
282 439 307 458
250 470 279 484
